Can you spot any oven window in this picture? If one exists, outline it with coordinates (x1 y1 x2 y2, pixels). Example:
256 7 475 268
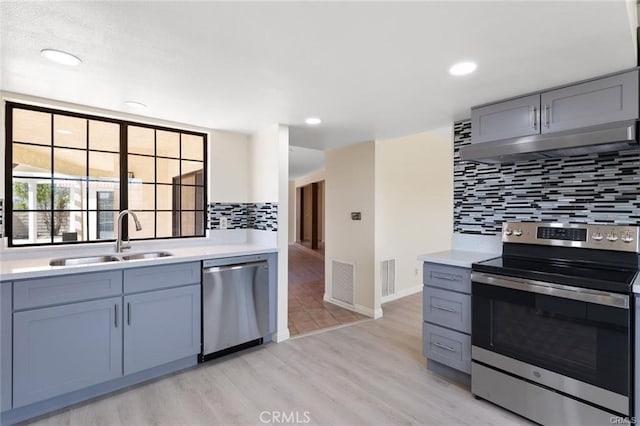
473 282 629 396
493 300 597 372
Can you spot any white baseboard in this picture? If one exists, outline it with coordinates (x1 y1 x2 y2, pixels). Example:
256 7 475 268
323 294 383 319
273 328 290 343
381 284 423 304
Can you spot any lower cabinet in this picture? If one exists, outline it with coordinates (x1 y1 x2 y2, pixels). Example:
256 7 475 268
12 297 123 408
124 284 201 375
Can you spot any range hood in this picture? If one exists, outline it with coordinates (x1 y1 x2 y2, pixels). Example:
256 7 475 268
459 120 638 164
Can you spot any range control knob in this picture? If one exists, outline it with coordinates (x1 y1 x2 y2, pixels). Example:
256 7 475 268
513 229 523 237
621 233 635 243
591 232 603 241
504 229 513 236
606 233 618 242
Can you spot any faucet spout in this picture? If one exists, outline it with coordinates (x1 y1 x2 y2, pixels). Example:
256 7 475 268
115 210 142 253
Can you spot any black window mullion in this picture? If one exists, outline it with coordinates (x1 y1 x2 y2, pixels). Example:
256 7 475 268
120 123 128 241
49 114 54 244
85 119 90 242
5 104 13 243
154 130 158 239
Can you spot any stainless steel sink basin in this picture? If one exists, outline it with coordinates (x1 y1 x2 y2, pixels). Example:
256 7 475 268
120 251 173 261
49 255 121 267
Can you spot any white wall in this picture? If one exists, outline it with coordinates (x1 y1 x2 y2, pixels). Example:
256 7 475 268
249 125 280 202
294 169 325 188
374 126 454 304
324 141 378 317
209 130 250 203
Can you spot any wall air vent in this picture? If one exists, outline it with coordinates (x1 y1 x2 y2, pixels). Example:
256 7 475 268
331 260 355 305
380 259 396 297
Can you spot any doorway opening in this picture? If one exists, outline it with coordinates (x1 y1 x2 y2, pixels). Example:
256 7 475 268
288 179 366 336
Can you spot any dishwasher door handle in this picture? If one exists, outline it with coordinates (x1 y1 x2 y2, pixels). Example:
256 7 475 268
203 261 267 273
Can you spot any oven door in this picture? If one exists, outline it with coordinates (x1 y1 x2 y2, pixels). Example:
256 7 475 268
472 272 630 414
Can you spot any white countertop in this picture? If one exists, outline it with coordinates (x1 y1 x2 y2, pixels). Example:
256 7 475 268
0 243 277 281
417 249 500 269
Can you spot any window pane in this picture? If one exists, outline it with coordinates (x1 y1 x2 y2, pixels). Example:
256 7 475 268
54 115 86 149
157 158 179 184
12 179 39 210
128 183 155 210
89 120 119 152
54 148 86 178
90 151 119 179
88 183 120 210
181 160 203 176
54 210 86 243
12 143 51 175
156 184 173 210
12 211 52 244
181 185 196 210
128 154 155 182
157 130 179 158
128 126 154 155
130 211 155 239
52 182 76 210
181 134 204 160
13 109 51 145
88 209 117 240
156 211 173 238
181 211 196 236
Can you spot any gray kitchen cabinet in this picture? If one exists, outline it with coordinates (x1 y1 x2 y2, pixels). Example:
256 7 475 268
12 297 123 408
471 69 639 144
422 262 472 386
1 282 12 412
541 70 638 133
471 94 540 144
124 284 201 375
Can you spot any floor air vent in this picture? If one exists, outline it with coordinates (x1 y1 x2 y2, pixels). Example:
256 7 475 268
380 259 396 297
331 260 354 305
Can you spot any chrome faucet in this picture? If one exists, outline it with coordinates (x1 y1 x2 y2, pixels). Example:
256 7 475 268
115 210 142 252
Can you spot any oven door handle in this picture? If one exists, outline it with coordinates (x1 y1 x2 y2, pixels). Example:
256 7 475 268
471 272 629 309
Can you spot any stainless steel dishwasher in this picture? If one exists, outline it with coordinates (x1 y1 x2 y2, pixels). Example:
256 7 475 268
201 258 270 361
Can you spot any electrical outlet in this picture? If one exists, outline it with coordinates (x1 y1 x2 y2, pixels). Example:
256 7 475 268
219 216 228 230
414 268 419 276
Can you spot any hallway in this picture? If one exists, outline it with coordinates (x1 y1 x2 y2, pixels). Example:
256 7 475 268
288 243 367 336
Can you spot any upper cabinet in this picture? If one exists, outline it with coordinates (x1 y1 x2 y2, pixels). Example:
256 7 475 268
471 69 639 144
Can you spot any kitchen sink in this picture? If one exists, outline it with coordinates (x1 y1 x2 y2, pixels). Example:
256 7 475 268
120 251 173 261
49 255 122 267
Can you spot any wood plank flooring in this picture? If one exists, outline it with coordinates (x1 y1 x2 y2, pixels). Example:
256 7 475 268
288 244 367 336
26 293 530 426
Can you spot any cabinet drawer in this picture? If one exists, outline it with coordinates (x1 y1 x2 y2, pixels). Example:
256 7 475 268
423 323 471 374
124 262 200 293
423 263 470 293
423 286 470 333
14 271 122 310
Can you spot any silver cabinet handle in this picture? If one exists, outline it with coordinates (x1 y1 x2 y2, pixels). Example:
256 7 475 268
530 106 538 129
543 104 550 128
432 273 459 281
127 302 131 325
432 304 457 313
114 304 118 328
433 342 456 352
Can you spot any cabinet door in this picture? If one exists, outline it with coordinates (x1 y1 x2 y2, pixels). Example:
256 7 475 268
1 282 12 411
13 297 122 408
471 94 540 143
124 285 200 375
541 70 639 133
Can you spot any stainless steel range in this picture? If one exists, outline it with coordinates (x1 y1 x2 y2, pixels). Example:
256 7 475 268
471 222 640 425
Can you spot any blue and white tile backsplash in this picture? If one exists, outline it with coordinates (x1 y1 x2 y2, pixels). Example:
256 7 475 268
454 120 640 235
207 202 278 231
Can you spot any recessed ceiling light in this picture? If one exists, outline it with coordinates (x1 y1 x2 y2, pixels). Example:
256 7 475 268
124 101 148 110
305 117 322 125
56 129 73 135
449 61 477 76
40 49 82 66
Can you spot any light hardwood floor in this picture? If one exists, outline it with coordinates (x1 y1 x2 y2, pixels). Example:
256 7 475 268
26 293 530 426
